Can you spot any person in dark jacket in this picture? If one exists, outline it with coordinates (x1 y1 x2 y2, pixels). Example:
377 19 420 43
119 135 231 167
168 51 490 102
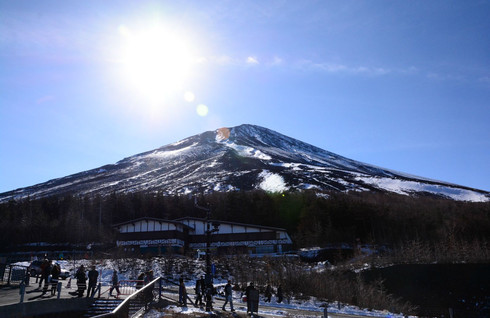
204 282 215 312
195 275 204 307
264 283 273 302
222 280 234 311
87 265 99 297
41 260 52 294
50 263 60 296
109 270 120 297
75 265 87 297
276 284 283 303
178 277 187 307
136 272 145 289
245 282 256 314
39 259 51 291
144 270 154 285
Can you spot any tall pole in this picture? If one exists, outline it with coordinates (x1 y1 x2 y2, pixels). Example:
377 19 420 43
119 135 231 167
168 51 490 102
194 197 213 284
206 209 212 282
194 196 216 312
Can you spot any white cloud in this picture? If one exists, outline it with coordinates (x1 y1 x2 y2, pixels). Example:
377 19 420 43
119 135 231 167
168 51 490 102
297 59 393 76
246 56 259 64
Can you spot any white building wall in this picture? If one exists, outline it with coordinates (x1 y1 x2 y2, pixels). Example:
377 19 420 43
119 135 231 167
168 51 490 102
180 219 206 235
219 224 233 233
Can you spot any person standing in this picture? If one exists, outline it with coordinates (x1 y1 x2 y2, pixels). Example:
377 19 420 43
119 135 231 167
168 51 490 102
245 282 255 314
178 277 187 307
109 270 121 297
87 265 99 297
39 259 50 290
277 284 283 303
195 275 204 307
50 263 60 296
205 282 215 312
41 260 52 294
75 265 87 297
136 272 145 289
264 283 273 302
144 270 154 285
222 280 234 312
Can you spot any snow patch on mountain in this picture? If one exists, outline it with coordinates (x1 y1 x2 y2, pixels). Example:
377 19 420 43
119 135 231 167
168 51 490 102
218 138 272 160
258 170 288 192
357 176 488 202
147 143 198 159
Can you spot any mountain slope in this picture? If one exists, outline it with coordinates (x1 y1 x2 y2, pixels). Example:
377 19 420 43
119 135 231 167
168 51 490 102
0 124 488 203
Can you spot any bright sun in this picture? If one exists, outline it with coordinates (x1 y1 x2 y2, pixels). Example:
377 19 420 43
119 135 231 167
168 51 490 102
119 25 193 103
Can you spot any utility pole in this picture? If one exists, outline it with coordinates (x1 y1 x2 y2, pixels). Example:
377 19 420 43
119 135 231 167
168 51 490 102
194 196 219 311
194 197 217 283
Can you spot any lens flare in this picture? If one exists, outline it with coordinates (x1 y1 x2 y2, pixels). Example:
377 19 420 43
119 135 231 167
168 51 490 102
196 104 208 116
184 91 195 102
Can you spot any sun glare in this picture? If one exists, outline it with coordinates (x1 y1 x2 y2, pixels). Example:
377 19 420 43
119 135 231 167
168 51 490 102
196 104 209 116
119 25 194 103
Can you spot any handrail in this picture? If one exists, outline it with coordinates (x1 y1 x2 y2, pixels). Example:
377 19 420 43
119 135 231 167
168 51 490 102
91 277 161 318
0 264 29 287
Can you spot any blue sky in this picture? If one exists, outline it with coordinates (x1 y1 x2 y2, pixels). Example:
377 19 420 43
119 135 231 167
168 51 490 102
1 0 489 193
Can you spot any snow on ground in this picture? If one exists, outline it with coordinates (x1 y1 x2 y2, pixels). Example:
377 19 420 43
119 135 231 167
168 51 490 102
144 293 416 318
15 257 416 317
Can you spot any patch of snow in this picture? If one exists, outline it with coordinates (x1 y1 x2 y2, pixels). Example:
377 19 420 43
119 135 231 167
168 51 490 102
170 138 191 147
207 160 219 168
217 139 272 161
270 162 303 171
299 183 320 190
258 170 289 193
357 176 489 202
146 143 198 159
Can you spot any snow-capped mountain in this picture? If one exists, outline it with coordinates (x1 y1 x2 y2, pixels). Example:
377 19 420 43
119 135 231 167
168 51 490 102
0 124 488 203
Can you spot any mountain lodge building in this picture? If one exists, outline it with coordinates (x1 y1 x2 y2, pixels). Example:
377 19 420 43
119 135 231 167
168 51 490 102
113 217 293 255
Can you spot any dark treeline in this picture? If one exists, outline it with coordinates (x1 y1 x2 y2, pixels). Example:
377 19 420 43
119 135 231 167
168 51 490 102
0 190 489 255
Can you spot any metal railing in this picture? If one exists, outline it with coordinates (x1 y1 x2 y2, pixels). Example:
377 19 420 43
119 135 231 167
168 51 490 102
0 264 28 286
91 277 163 318
115 280 145 296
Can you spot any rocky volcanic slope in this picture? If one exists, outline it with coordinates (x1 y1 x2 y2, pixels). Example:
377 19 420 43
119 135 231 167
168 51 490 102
0 124 488 203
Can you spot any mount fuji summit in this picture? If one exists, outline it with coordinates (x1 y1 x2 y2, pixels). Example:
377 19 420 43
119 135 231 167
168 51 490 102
1 124 488 203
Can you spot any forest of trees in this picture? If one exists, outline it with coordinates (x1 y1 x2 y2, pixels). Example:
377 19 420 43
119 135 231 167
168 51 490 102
0 190 489 261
